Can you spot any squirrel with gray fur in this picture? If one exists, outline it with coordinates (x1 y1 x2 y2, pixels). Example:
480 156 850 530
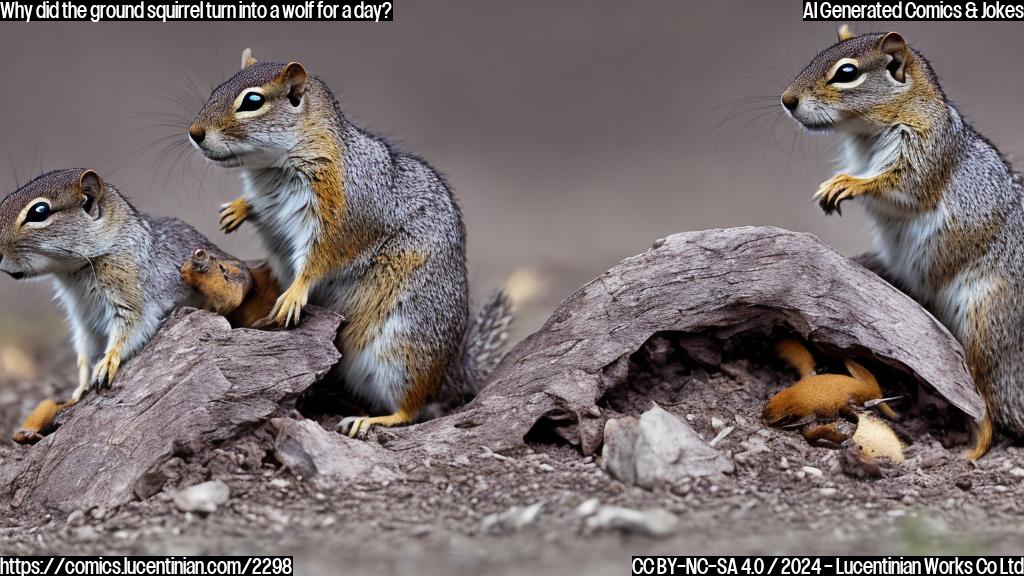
189 49 512 436
783 25 1024 459
0 168 230 403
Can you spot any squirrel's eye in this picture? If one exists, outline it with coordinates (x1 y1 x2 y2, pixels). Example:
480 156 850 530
237 92 265 113
829 63 860 84
24 202 51 224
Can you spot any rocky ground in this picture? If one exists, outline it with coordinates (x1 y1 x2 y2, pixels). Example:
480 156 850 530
1 330 1023 576
2 229 1023 575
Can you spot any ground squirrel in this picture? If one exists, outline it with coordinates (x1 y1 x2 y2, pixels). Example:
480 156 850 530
10 247 275 445
180 248 280 328
764 339 898 426
765 339 903 466
782 26 1022 458
0 169 227 401
188 50 512 436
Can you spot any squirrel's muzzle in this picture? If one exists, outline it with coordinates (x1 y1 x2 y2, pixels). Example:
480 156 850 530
782 92 799 111
0 255 21 279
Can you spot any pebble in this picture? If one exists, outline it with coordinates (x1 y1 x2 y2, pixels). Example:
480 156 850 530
575 498 601 518
802 466 824 478
584 505 679 539
481 502 545 533
173 481 230 514
1009 467 1024 478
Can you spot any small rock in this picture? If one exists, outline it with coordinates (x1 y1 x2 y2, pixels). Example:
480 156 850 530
133 470 168 500
584 505 679 539
575 498 601 518
602 404 733 489
711 417 725 431
481 502 545 534
272 418 400 485
173 481 230 514
955 477 972 491
72 525 99 540
802 466 823 478
65 510 85 527
1009 467 1024 478
778 457 790 470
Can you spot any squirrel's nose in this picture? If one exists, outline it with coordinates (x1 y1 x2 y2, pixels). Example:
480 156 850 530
782 93 799 111
189 124 206 145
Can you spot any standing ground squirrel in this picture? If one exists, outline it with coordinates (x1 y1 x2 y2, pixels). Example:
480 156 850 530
782 26 1023 458
188 49 512 436
0 169 228 401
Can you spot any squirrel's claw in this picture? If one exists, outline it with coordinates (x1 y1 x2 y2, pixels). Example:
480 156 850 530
338 416 370 438
814 174 864 215
90 350 122 392
259 283 308 328
219 198 251 234
338 409 415 439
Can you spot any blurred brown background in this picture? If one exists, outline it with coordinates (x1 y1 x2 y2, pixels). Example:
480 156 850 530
2 2 1023 349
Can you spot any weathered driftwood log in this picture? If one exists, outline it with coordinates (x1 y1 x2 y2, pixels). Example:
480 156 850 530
386 226 983 457
2 307 343 514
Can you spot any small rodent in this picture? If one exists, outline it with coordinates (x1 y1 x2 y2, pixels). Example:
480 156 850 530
765 339 903 465
782 26 1020 459
764 338 898 425
11 248 275 445
0 169 226 401
180 248 280 328
187 49 512 436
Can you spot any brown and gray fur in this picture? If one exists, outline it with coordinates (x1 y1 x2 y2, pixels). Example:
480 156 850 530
188 50 511 435
783 28 1024 458
0 169 224 401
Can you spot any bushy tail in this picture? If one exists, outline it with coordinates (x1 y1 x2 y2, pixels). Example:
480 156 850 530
462 288 514 393
427 289 514 417
967 412 993 461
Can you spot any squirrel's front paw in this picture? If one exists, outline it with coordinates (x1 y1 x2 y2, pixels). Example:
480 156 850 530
256 283 308 328
219 198 251 234
814 174 865 215
90 349 122 392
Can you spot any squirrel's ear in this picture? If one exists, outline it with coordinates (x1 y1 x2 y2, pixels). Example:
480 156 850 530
879 32 908 83
277 62 307 107
837 24 854 41
241 48 257 69
79 170 104 218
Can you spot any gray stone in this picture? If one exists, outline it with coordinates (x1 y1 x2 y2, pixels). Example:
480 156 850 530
602 403 733 489
173 481 230 514
272 418 402 486
584 505 679 539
